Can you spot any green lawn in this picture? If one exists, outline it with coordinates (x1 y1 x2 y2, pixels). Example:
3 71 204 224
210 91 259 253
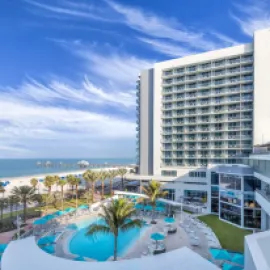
198 215 252 253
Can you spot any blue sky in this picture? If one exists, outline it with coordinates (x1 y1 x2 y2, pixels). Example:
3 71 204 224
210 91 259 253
1 0 270 158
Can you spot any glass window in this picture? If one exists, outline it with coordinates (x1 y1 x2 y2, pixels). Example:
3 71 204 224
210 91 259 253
244 176 261 191
211 172 219 185
184 190 207 203
211 198 219 213
220 190 242 206
244 209 261 228
211 186 219 197
163 189 175 201
220 202 241 225
244 194 261 208
161 170 177 177
220 174 241 190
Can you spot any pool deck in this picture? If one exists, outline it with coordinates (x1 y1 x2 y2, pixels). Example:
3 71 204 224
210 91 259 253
53 211 220 262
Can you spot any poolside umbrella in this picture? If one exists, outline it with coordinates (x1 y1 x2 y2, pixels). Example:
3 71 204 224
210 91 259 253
164 217 175 223
145 205 153 211
74 256 86 261
54 210 65 217
39 179 44 182
222 263 243 270
42 244 55 254
38 235 56 246
0 244 8 253
151 233 165 249
78 204 88 210
156 207 165 212
65 207 76 213
210 248 231 261
135 204 143 210
33 218 47 225
231 254 244 266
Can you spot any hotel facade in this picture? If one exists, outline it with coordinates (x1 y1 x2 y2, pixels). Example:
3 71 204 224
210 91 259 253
135 28 270 231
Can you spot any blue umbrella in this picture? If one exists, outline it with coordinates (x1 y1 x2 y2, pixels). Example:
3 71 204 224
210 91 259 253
74 256 86 261
135 204 143 210
0 244 8 253
222 263 243 270
78 204 88 210
164 217 175 223
38 235 56 246
151 233 165 241
156 207 165 212
231 254 244 266
33 218 47 225
210 248 231 261
145 205 152 211
39 179 44 182
65 207 76 213
61 176 65 179
54 210 65 216
42 245 55 254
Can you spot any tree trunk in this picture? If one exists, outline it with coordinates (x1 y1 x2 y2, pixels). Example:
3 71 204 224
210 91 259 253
10 203 13 219
101 181 104 200
121 175 124 190
23 201 27 223
113 235 118 261
61 186 64 211
0 208 3 222
110 178 112 196
75 185 78 208
92 182 95 203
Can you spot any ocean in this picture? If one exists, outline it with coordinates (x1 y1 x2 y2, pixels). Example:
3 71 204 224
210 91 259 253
0 158 135 179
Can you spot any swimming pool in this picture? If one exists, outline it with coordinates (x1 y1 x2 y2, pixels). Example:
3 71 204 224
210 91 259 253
69 218 147 261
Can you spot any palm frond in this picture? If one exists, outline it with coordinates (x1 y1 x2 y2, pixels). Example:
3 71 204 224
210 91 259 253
120 219 144 232
86 224 110 236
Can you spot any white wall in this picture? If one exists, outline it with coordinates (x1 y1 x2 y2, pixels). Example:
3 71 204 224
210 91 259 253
253 28 270 145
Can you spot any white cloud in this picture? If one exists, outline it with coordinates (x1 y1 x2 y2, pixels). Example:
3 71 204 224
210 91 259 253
231 0 270 36
138 37 196 57
106 0 239 52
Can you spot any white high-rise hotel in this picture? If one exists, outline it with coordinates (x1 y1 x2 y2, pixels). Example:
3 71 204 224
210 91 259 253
136 28 270 177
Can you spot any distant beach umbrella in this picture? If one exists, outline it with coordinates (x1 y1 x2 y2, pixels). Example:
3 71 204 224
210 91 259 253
39 179 44 182
144 205 152 211
164 217 175 223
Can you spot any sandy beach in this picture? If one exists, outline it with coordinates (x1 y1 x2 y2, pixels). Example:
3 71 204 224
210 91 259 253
0 167 123 196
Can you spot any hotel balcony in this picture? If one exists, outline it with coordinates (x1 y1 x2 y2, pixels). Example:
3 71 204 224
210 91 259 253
255 189 270 216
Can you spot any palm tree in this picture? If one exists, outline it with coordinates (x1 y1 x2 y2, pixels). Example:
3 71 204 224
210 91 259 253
142 180 168 224
11 186 38 222
67 174 75 198
53 175 61 191
0 198 7 222
8 195 20 219
99 171 108 200
30 178 38 192
86 198 143 261
66 175 80 208
83 170 99 203
57 179 66 211
44 175 56 213
0 185 6 198
118 168 128 190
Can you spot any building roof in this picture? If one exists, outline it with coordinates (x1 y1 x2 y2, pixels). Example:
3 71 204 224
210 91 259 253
2 237 219 270
211 164 253 175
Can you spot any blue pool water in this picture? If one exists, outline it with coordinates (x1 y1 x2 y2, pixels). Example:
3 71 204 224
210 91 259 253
69 218 146 261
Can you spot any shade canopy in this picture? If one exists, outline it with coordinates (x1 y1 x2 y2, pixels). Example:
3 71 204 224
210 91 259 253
231 254 244 266
33 219 47 225
222 263 243 270
78 205 88 210
144 205 152 211
210 248 231 261
0 244 8 253
135 204 144 210
156 207 165 212
38 235 56 246
65 207 76 213
151 233 165 241
42 245 55 254
164 217 175 223
54 211 65 216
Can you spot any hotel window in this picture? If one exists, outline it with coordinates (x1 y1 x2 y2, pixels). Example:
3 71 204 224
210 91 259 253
244 209 261 228
220 202 241 226
189 171 206 178
163 189 175 201
211 186 219 197
244 176 261 191
220 190 242 206
161 170 177 177
211 198 219 213
220 174 241 190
